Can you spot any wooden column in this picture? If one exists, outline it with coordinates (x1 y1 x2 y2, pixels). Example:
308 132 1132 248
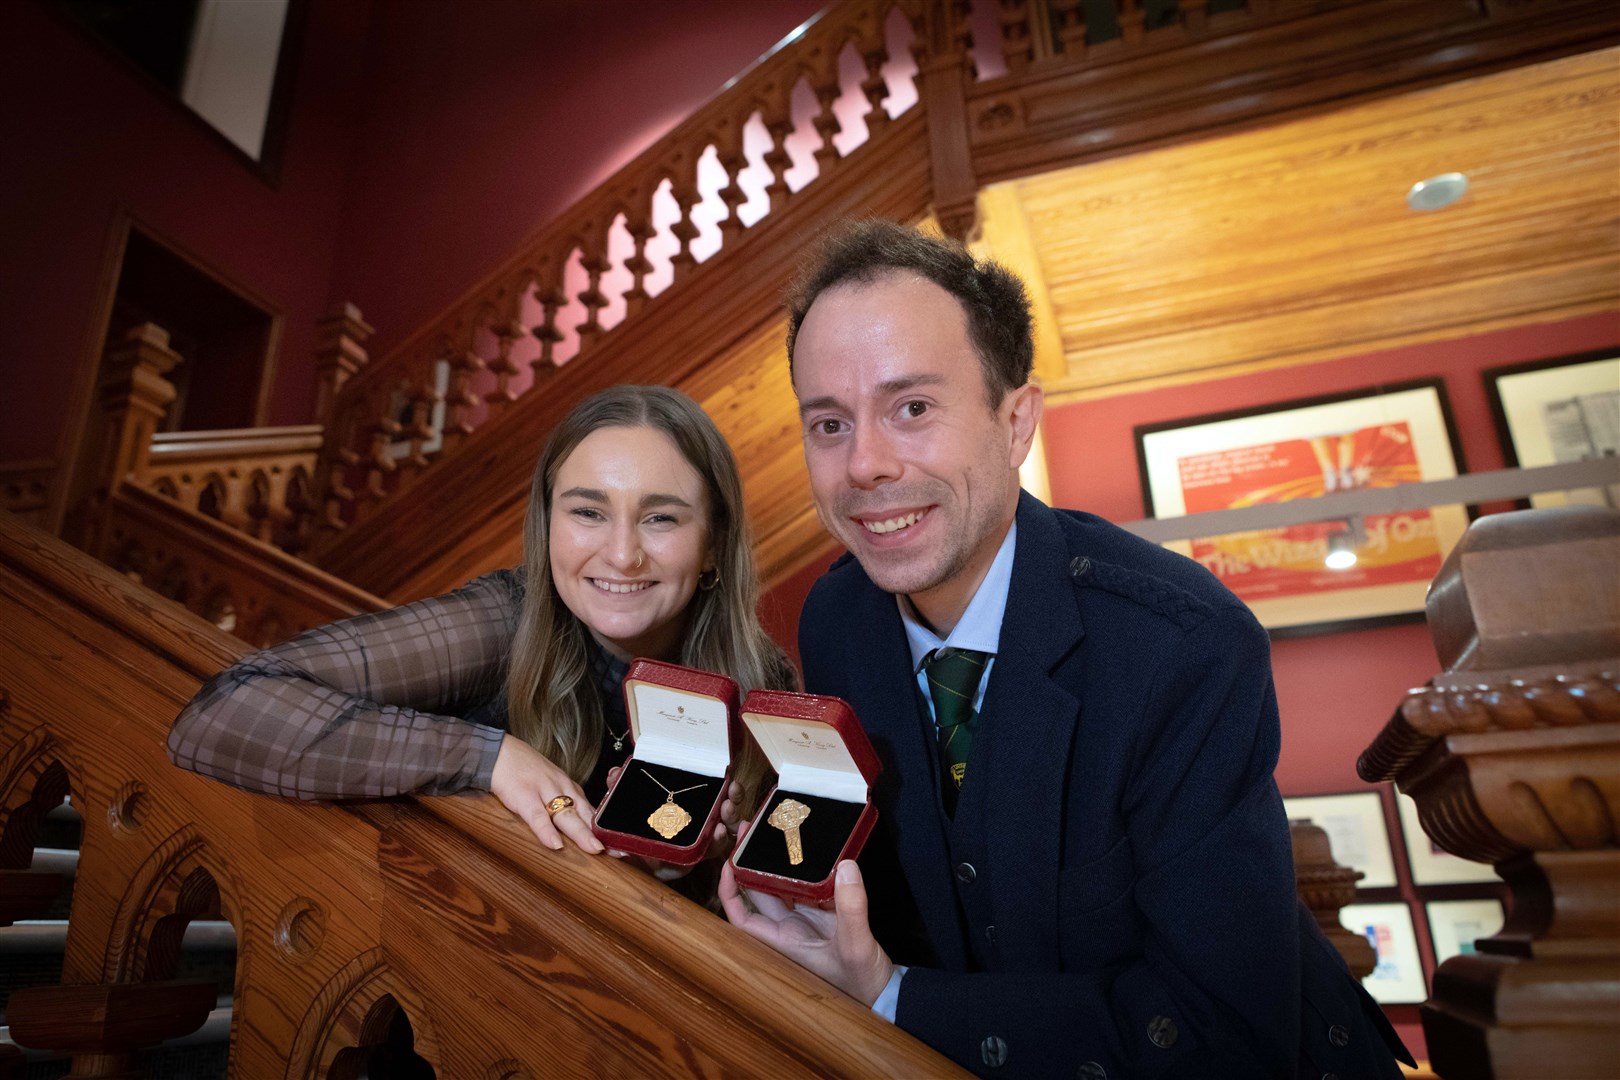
915 0 980 240
1359 506 1620 1079
65 324 181 554
312 302 373 428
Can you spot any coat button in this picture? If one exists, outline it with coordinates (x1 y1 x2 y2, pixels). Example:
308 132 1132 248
1076 1062 1106 1080
955 861 977 884
980 1036 1007 1068
1069 555 1092 580
985 924 997 944
1147 1015 1178 1048
1328 1023 1349 1048
1322 1074 1339 1080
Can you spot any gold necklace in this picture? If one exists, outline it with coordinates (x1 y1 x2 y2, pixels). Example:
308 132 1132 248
606 724 629 752
640 766 706 839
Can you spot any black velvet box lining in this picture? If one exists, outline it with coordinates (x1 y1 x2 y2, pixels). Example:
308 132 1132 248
736 789 864 884
595 761 724 849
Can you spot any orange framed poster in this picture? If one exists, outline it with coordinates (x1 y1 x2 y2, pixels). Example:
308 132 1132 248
1135 381 1468 633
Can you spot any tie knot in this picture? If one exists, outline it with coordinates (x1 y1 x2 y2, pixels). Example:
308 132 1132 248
923 647 989 726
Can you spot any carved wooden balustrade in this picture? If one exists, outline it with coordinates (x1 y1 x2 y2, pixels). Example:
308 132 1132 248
296 0 1619 601
1359 506 1620 1079
0 515 963 1078
57 322 378 648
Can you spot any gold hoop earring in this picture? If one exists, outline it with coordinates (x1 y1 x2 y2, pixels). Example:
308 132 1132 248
698 568 720 592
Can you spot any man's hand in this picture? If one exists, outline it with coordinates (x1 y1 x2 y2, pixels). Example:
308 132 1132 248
489 734 604 853
719 850 896 1006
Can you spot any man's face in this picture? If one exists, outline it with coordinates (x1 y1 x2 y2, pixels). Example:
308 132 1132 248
792 272 1040 623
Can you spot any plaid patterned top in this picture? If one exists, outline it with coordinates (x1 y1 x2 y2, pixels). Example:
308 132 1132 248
168 569 629 800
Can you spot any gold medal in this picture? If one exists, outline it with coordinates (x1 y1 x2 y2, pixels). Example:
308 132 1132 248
648 800 692 839
639 766 706 841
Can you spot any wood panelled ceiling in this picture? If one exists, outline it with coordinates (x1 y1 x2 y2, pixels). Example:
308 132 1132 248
993 47 1620 403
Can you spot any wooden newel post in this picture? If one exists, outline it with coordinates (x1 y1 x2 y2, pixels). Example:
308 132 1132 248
1290 820 1376 978
312 301 373 428
311 302 373 533
1359 506 1620 1079
67 323 181 553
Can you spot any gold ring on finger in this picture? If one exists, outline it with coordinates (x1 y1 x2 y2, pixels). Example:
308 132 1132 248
546 795 576 816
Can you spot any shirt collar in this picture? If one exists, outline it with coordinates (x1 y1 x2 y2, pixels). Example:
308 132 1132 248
898 519 1018 674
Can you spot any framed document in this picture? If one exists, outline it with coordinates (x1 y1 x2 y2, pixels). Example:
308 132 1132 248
1135 380 1467 633
1283 791 1396 889
1397 791 1498 886
1341 901 1427 1004
1426 899 1506 965
1486 351 1619 509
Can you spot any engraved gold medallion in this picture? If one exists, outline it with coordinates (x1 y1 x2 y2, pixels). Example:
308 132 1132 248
639 766 706 841
648 800 691 839
768 798 811 865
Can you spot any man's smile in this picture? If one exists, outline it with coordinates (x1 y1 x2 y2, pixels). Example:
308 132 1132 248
857 508 931 535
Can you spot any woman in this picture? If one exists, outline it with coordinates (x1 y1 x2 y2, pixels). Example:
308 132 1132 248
169 385 795 866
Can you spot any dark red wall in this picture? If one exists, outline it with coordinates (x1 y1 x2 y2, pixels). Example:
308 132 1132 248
0 0 819 464
1040 311 1619 795
0 0 374 461
324 0 823 359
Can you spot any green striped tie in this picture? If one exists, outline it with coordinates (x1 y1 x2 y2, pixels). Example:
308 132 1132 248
923 647 989 817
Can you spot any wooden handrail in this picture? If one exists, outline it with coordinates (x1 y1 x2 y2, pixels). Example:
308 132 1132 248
0 515 962 1076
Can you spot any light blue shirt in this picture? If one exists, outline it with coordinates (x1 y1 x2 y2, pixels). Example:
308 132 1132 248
872 520 1018 1023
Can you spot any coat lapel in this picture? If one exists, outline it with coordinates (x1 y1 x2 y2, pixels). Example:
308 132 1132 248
978 494 1085 971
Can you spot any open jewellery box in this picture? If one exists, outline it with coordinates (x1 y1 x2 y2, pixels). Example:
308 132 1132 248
730 689 881 904
590 658 740 866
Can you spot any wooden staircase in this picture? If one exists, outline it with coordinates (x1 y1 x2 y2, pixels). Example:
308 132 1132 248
0 516 960 1077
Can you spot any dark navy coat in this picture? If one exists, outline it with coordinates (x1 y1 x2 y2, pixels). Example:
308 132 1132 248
799 493 1408 1079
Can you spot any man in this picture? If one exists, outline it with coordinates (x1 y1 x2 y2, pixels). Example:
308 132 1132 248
719 221 1409 1079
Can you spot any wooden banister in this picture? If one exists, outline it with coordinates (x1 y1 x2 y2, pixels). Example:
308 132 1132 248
1359 506 1620 1079
298 0 1618 601
0 516 962 1077
95 483 383 648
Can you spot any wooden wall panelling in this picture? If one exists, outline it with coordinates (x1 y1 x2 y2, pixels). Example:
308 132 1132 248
0 515 964 1077
1002 46 1620 402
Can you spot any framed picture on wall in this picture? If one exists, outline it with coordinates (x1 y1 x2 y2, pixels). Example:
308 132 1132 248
1340 901 1428 1004
1282 791 1397 889
1396 792 1499 886
1134 380 1469 633
1426 899 1506 966
1485 350 1619 510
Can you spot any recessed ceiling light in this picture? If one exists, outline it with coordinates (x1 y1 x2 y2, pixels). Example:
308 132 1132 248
1407 172 1469 212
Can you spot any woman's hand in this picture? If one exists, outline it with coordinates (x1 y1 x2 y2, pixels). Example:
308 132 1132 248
603 767 743 880
490 735 604 854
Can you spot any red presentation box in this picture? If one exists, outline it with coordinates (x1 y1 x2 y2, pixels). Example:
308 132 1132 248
591 659 741 867
730 689 881 905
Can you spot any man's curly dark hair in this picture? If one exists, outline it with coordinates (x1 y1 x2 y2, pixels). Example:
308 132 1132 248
785 219 1035 407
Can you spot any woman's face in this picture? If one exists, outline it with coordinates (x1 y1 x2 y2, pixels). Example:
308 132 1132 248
548 424 714 662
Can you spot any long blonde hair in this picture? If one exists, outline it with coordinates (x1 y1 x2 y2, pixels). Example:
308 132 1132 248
505 386 794 806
